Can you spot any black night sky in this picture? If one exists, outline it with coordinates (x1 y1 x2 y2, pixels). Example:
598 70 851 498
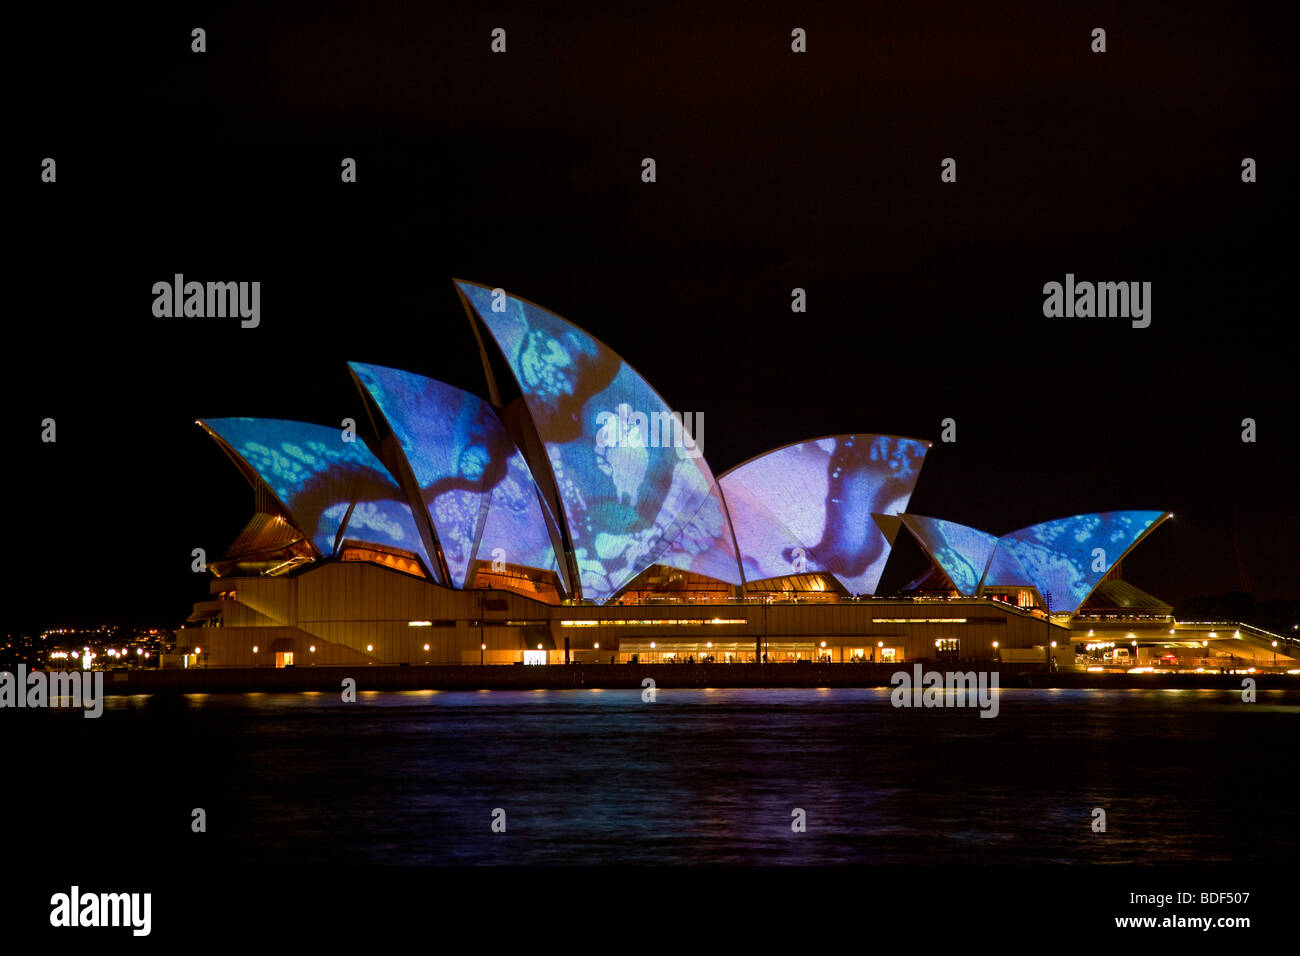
11 1 1296 634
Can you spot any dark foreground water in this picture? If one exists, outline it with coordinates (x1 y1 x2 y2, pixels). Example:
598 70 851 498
10 688 1297 865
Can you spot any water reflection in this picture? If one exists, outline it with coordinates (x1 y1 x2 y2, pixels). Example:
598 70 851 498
86 688 1300 865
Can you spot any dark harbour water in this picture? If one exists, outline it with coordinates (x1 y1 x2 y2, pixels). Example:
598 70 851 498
10 688 1298 866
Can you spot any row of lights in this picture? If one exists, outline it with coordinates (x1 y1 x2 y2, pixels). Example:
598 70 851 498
50 647 149 660
224 630 1289 662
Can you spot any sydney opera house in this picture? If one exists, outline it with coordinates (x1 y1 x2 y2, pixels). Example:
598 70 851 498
184 281 1294 671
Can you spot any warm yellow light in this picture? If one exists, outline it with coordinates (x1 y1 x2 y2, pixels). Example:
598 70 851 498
594 642 600 649
650 642 656 649
1050 641 1057 648
252 645 258 653
992 641 998 648
706 642 711 648
877 641 884 647
820 641 826 648
367 644 374 652
424 644 430 651
310 645 316 652
537 643 543 650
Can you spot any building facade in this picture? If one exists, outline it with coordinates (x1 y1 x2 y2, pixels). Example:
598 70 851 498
184 280 1295 671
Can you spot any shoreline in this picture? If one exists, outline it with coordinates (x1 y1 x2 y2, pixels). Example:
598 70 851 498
92 663 1300 695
